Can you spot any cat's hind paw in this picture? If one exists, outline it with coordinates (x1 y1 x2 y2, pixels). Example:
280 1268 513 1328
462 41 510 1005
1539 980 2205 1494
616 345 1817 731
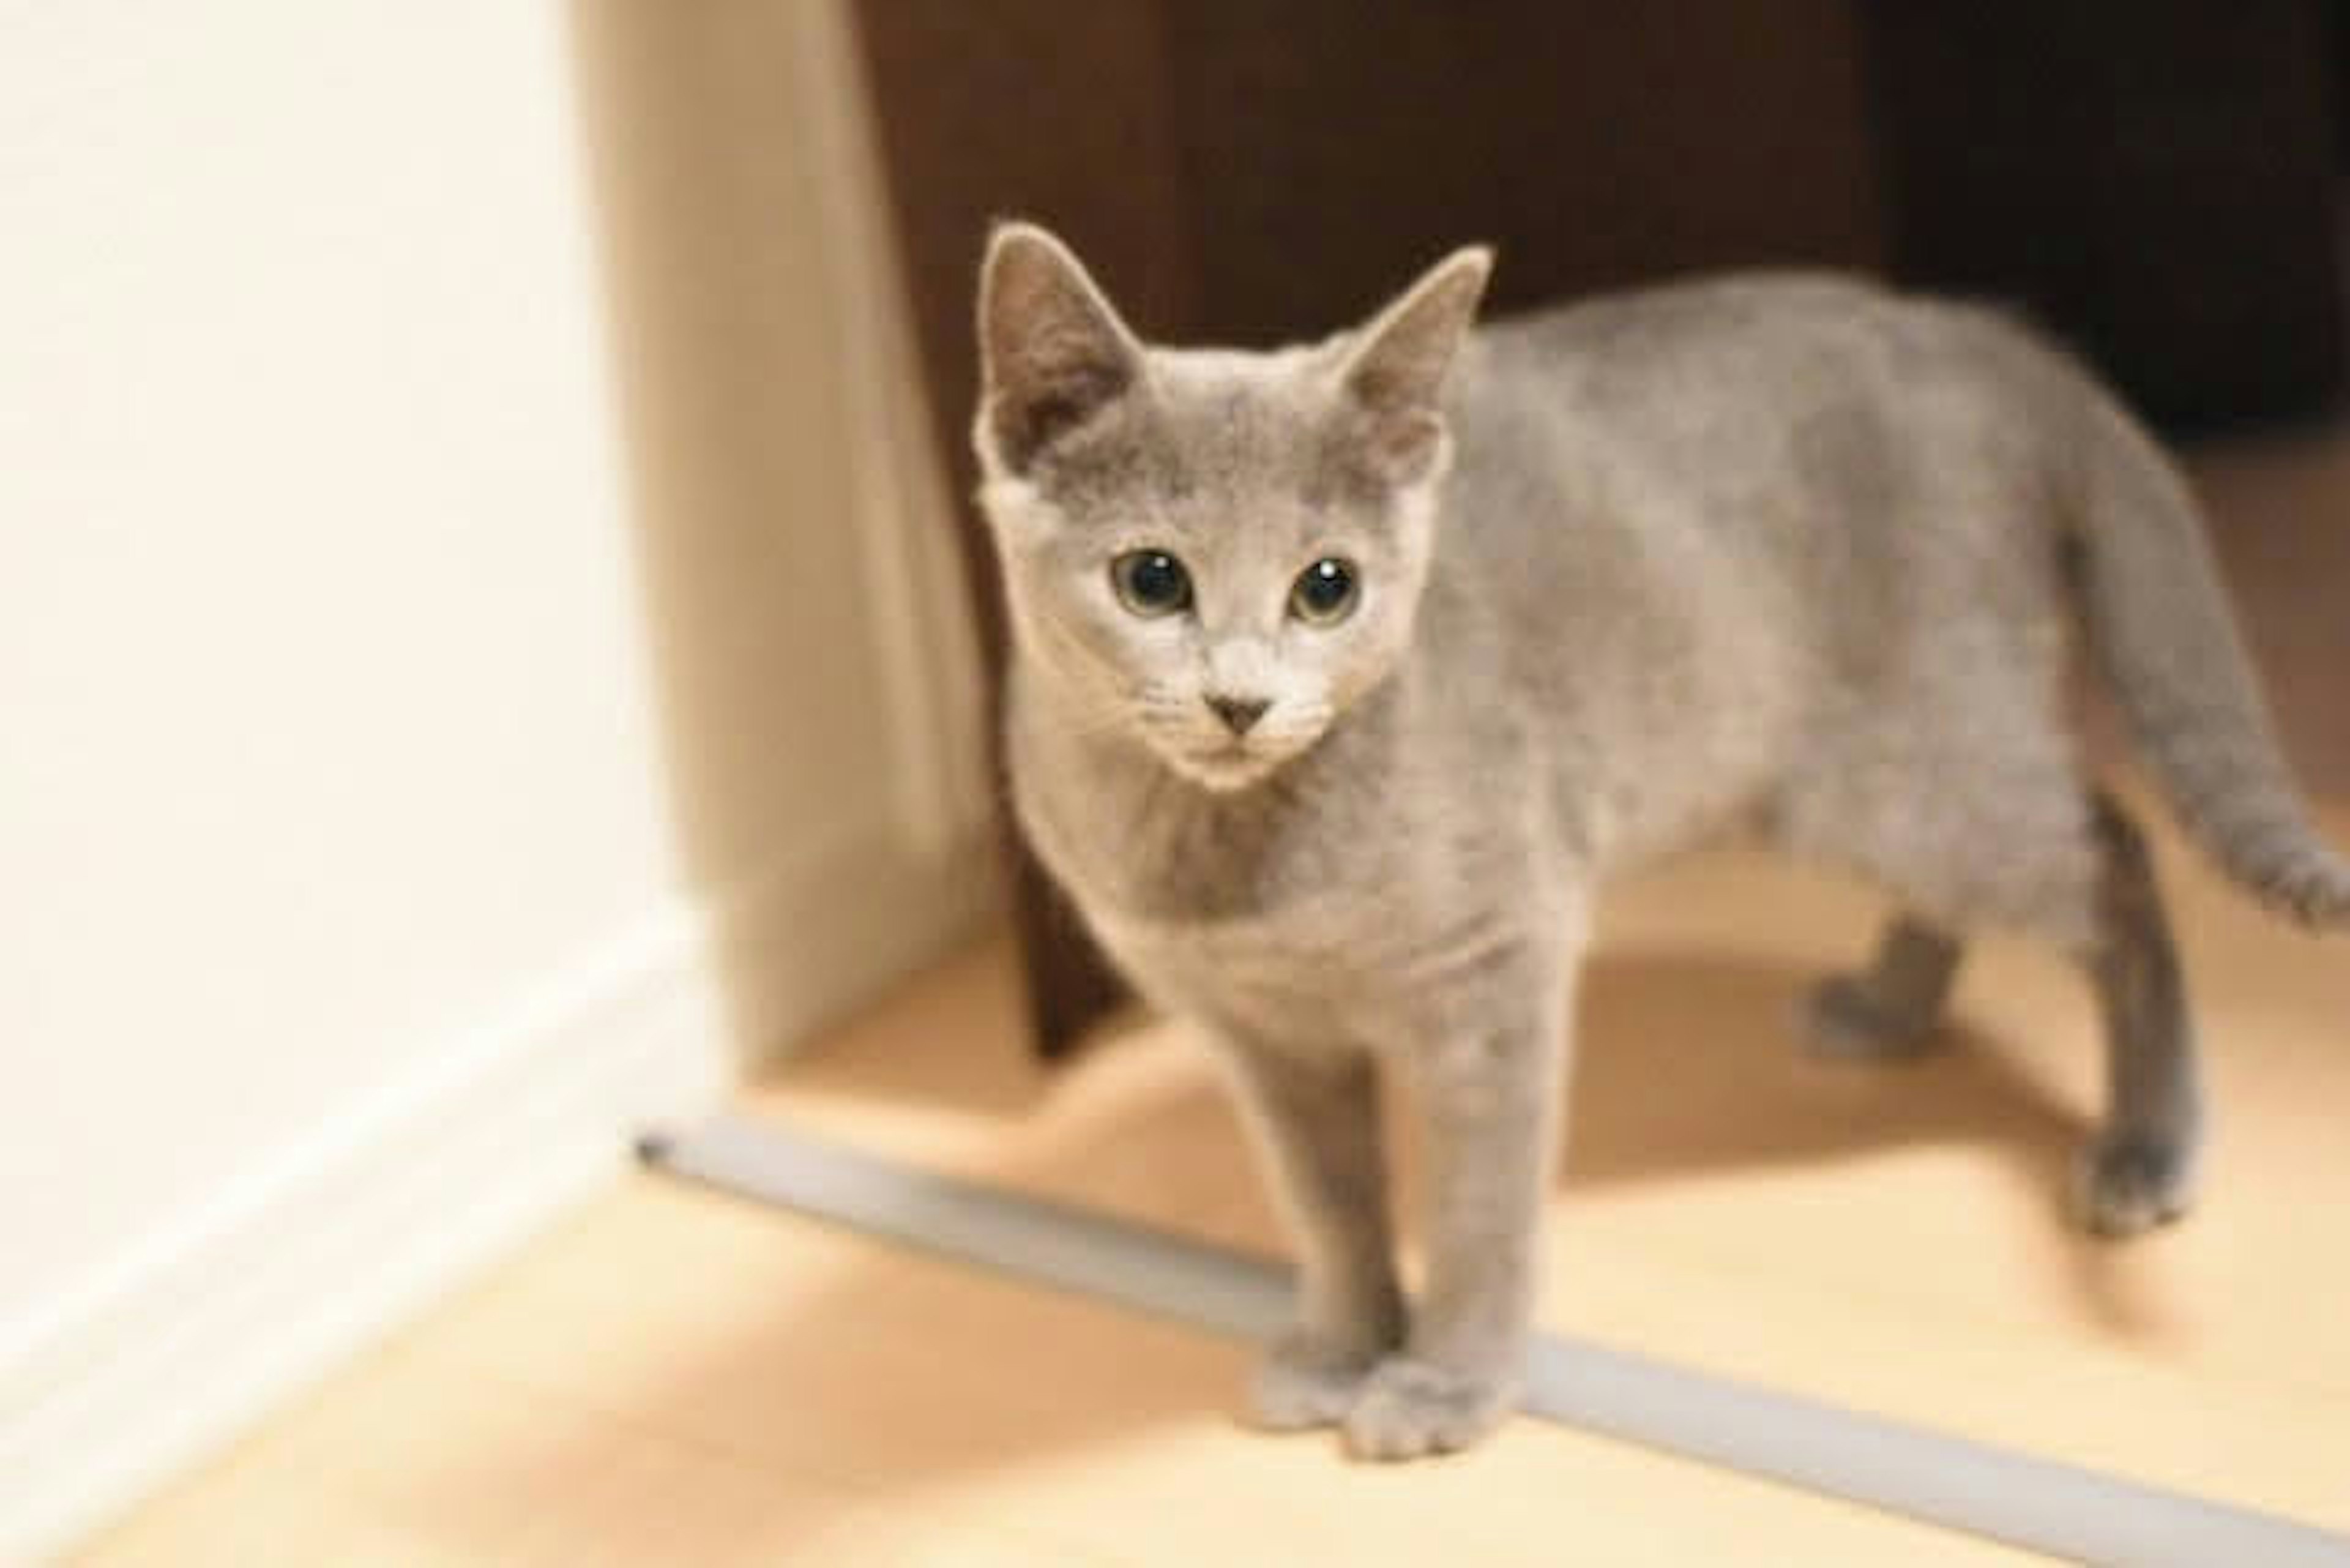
1799 974 1943 1062
1340 1357 1513 1462
2073 1135 2197 1238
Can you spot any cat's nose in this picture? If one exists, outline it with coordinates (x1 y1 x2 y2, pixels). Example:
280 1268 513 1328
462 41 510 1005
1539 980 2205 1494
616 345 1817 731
1204 693 1270 736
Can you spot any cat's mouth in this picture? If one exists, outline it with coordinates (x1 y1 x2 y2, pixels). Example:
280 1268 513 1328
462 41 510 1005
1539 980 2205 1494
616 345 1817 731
1166 736 1286 792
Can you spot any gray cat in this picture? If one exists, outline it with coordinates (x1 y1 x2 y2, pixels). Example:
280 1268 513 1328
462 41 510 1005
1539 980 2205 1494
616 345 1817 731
970 222 2350 1461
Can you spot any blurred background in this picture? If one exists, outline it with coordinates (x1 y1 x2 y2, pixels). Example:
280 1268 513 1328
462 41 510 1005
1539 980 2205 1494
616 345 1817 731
6 2 2348 1561
864 0 2350 1050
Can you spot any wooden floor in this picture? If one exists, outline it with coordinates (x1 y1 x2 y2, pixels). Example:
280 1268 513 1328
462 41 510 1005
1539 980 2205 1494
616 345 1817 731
73 427 2350 1563
73 791 2350 1564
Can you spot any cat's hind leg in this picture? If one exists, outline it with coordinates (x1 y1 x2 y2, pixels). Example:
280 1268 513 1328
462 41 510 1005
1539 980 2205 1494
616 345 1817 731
1802 914 1963 1061
1791 737 2201 1233
1856 786 2201 1234
2070 793 2203 1236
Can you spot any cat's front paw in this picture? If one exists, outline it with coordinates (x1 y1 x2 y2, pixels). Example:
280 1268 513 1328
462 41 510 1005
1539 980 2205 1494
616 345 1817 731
1341 1357 1514 1462
1248 1331 1384 1431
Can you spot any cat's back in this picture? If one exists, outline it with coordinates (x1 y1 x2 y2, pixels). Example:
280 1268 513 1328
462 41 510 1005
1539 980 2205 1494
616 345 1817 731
1493 267 1889 353
1475 268 2069 437
1426 270 2091 862
1452 266 2083 601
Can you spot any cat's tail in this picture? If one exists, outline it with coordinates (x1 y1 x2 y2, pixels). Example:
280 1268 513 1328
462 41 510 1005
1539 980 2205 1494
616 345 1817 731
2071 394 2350 927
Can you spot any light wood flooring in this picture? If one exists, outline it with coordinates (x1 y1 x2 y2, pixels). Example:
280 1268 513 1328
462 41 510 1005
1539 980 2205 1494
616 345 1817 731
74 793 2350 1564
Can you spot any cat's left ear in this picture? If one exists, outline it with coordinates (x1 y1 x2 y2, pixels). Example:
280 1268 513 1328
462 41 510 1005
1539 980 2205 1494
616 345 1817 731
1334 246 1493 487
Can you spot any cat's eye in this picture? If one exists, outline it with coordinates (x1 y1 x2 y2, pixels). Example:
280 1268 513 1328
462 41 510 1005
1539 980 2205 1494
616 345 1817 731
1289 557 1359 625
1110 550 1192 617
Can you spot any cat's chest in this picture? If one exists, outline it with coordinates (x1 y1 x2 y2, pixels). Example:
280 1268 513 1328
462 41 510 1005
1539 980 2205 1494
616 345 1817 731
1092 897 1382 1037
1020 737 1389 929
1009 715 1529 1043
1080 858 1533 1052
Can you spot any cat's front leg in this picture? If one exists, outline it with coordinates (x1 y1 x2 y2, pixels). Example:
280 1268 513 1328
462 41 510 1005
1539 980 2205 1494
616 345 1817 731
1348 943 1578 1460
1212 1037 1406 1430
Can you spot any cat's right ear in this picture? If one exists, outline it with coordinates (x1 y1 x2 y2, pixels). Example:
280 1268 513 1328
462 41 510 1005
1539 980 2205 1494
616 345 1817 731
975 223 1144 476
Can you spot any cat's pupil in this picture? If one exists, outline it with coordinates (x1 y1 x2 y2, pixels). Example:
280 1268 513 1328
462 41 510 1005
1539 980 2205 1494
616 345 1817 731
1291 558 1358 624
1112 550 1192 616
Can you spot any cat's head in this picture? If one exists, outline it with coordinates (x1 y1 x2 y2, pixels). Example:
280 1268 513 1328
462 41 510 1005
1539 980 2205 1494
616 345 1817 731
972 222 1490 793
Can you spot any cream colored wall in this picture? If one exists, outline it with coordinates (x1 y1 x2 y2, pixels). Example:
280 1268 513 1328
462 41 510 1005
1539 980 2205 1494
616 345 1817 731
1 0 660 1308
1 2 988 1551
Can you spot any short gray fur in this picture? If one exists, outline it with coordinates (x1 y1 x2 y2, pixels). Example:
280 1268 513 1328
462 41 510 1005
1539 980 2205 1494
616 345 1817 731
971 225 2350 1458
641 1116 2350 1567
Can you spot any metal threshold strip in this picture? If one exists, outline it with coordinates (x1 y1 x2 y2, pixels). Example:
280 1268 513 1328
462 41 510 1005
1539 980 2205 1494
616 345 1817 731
640 1114 2348 1567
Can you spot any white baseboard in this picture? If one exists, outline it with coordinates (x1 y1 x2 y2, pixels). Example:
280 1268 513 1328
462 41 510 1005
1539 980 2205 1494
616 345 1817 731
0 818 998 1561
